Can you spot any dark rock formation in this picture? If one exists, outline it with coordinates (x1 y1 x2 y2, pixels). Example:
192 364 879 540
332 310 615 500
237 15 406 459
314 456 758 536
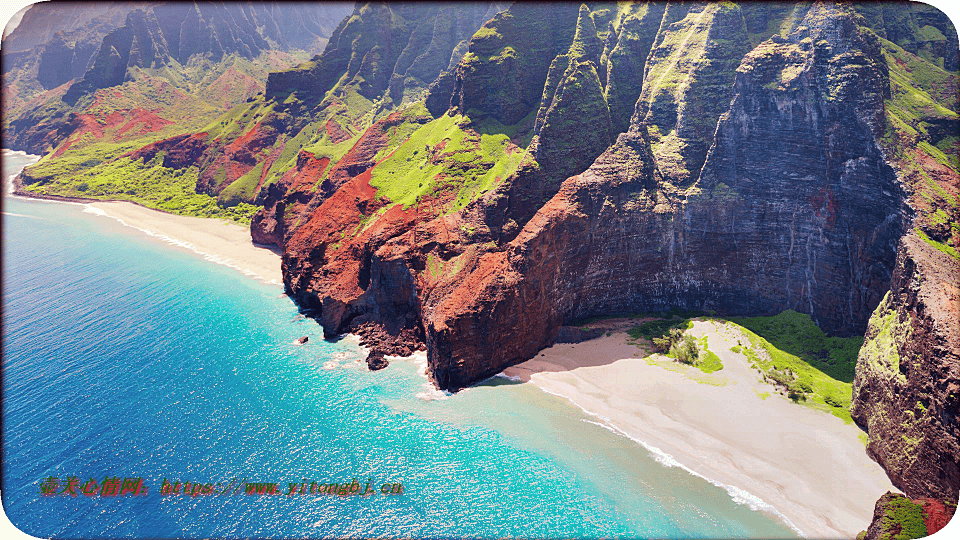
365 350 389 371
555 326 606 344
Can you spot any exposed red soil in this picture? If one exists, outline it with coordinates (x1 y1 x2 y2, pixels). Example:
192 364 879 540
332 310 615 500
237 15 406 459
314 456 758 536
918 498 956 535
113 109 173 140
287 153 331 193
325 119 351 143
325 109 414 188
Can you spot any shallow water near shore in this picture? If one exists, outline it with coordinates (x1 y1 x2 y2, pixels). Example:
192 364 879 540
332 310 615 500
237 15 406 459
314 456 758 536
2 155 796 538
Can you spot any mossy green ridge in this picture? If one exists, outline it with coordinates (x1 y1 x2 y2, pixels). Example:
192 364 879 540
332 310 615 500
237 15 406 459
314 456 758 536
453 3 582 126
861 493 930 540
601 2 667 133
875 33 960 257
725 317 856 423
730 310 864 383
852 2 958 71
880 495 928 540
196 3 501 209
367 105 525 213
530 5 613 184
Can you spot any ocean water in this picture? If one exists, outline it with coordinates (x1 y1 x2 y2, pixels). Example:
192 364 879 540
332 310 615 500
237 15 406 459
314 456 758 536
2 151 797 538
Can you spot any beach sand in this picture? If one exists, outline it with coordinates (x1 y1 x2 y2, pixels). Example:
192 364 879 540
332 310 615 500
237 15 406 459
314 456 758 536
503 319 894 539
85 201 282 285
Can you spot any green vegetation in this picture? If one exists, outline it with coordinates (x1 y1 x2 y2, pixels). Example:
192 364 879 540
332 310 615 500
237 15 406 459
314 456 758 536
671 334 700 365
915 227 960 260
729 310 864 383
698 338 724 373
368 105 525 212
627 317 722 373
881 496 928 540
725 314 857 423
11 50 319 221
22 154 257 223
627 317 693 344
858 292 910 383
639 2 749 184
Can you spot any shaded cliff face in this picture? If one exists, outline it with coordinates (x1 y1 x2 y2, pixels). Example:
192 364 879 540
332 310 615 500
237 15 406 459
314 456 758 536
427 3 910 387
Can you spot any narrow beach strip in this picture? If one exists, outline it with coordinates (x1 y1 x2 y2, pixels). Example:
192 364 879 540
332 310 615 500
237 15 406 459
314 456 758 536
84 201 281 285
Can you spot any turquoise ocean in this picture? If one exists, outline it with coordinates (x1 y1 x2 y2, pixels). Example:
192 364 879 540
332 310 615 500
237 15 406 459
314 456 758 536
2 150 796 538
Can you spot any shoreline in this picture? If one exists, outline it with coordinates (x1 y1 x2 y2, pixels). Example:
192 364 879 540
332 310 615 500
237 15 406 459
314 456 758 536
82 200 282 285
6 150 889 537
8 187 282 286
502 318 894 539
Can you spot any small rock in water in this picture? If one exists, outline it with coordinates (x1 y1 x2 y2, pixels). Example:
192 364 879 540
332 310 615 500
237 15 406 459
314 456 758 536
365 351 389 371
295 336 309 345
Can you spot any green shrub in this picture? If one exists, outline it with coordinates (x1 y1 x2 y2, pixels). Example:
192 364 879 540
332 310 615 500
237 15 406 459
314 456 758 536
671 334 700 365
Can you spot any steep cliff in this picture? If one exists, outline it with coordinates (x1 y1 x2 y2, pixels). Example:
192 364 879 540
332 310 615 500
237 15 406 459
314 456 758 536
426 3 910 387
262 7 960 521
850 4 960 507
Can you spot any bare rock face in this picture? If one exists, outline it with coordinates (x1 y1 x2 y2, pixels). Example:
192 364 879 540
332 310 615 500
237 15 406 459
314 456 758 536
852 235 960 503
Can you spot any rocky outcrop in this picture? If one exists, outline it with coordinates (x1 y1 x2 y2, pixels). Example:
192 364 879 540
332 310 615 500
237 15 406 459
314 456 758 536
852 234 960 503
265 3 497 107
860 491 957 540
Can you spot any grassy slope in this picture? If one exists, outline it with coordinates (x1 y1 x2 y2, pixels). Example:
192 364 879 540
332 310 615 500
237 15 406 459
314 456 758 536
726 312 862 423
368 106 526 212
628 310 862 422
875 35 960 260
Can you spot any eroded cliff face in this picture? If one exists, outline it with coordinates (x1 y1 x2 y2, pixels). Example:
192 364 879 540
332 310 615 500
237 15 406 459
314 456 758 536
427 3 910 388
265 6 960 515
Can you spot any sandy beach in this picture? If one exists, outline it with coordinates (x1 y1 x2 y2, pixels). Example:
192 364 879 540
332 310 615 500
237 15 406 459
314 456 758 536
503 318 894 539
85 201 282 285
